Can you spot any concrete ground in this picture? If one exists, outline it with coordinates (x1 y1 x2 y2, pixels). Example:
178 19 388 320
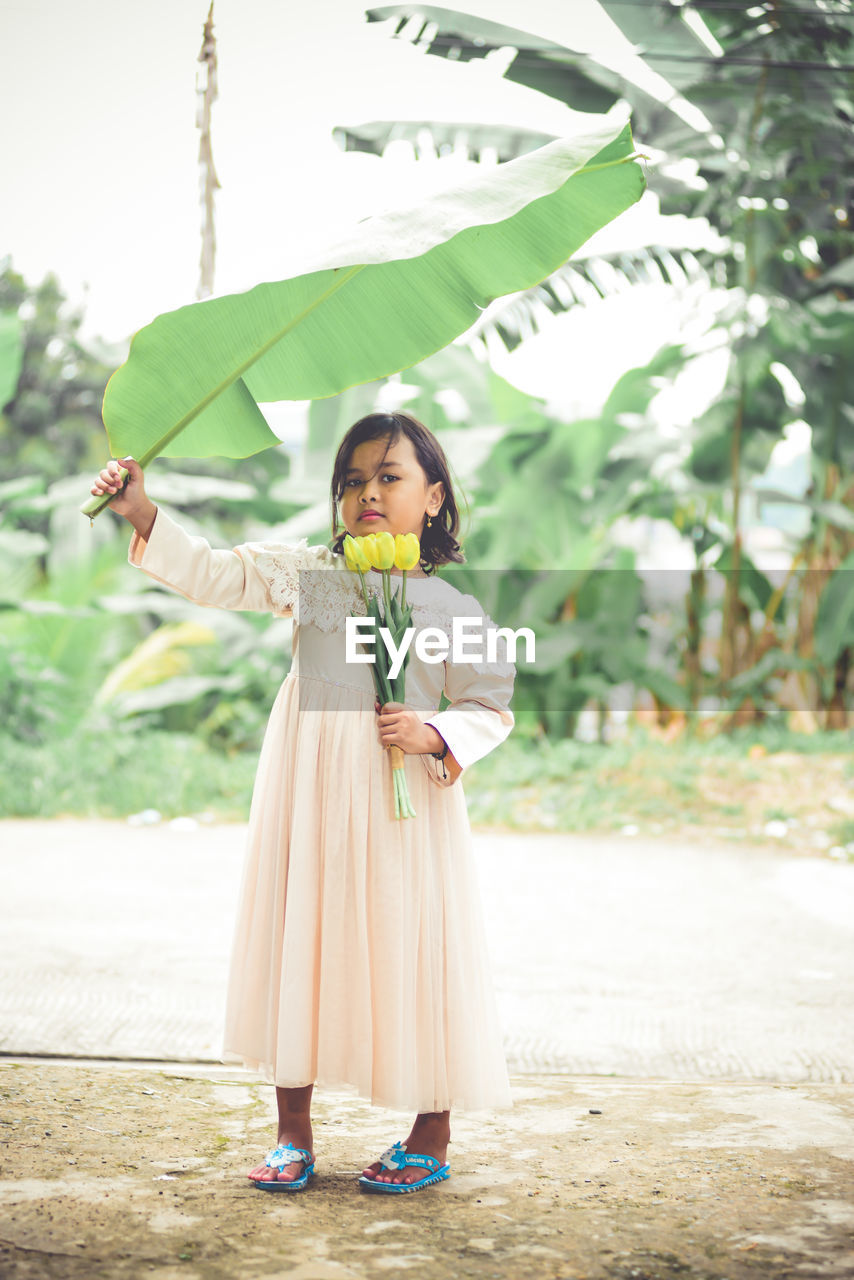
1 819 853 1279
2 820 852 1080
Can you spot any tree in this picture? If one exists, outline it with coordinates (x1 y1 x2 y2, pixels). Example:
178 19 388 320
0 262 115 486
336 0 854 728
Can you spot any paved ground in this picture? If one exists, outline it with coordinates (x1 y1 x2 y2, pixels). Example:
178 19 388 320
1 819 853 1080
2 819 853 1280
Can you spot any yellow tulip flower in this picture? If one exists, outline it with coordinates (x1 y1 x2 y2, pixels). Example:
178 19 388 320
343 534 370 572
353 538 372 571
360 533 380 569
343 535 358 571
394 532 420 571
375 530 396 570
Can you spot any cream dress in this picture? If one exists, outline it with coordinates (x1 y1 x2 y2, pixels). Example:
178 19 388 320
129 508 515 1113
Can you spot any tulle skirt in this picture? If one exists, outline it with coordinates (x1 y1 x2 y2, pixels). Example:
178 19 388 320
221 670 511 1112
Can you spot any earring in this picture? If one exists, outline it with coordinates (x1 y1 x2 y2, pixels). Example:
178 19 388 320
426 514 433 528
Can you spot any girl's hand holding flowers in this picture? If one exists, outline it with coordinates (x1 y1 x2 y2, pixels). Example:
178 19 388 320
345 531 424 819
374 700 446 756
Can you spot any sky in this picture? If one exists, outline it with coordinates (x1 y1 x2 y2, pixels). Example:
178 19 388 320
2 0 623 340
0 0 808 538
3 0 411 338
2 0 711 339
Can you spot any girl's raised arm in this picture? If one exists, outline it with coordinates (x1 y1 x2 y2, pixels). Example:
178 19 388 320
89 457 283 615
127 506 285 616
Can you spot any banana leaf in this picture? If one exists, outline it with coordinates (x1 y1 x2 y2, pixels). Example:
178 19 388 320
82 106 644 517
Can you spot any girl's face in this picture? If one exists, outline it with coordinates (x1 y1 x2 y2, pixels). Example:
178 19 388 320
340 433 444 543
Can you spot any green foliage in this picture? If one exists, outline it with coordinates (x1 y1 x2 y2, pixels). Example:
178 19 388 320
2 258 848 753
6 2 854 763
357 1 854 729
392 343 700 736
0 533 288 757
814 553 854 672
1 718 849 827
0 309 22 407
0 726 259 819
98 608 289 753
444 721 854 836
0 265 116 488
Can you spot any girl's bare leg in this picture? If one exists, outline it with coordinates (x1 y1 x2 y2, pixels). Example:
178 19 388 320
361 1110 451 1186
248 1084 314 1184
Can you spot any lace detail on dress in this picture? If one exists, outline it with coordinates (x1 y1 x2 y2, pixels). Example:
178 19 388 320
250 546 515 675
251 542 344 620
252 541 307 616
252 544 386 628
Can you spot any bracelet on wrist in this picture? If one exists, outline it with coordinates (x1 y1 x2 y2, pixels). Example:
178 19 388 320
430 736 449 779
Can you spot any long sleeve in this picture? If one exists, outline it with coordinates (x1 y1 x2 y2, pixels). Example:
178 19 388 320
421 594 516 789
127 507 330 616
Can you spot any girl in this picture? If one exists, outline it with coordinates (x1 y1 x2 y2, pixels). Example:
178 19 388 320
90 411 515 1194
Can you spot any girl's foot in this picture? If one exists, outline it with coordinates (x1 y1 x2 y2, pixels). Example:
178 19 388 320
250 1083 315 1185
360 1112 450 1186
248 1133 314 1185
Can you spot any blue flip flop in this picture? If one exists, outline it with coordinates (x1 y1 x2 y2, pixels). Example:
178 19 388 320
250 1142 315 1192
359 1141 450 1194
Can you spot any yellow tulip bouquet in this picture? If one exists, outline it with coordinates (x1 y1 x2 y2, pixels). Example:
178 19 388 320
343 530 421 819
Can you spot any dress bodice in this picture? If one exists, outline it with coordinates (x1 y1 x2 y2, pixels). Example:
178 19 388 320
128 508 515 778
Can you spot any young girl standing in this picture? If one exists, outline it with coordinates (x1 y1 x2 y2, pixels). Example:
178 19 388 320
90 411 515 1194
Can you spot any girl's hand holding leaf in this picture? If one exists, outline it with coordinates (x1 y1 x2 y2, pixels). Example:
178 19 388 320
89 457 157 538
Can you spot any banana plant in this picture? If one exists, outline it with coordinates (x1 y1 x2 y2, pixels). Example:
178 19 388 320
81 114 644 517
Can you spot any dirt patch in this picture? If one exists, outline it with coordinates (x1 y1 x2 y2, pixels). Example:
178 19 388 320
2 1063 853 1280
693 753 853 846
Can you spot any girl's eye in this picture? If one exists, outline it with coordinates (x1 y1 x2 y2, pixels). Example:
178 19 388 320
343 473 398 487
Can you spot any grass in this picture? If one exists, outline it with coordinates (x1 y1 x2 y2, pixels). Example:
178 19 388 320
0 726 258 820
0 720 851 854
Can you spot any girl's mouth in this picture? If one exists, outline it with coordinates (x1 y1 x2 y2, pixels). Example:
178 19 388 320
360 511 382 520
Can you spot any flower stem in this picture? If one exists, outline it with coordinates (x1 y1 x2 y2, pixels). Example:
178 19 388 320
382 568 394 624
357 568 392 705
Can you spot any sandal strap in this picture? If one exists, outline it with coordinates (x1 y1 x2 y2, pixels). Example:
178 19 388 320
397 1152 442 1173
378 1141 408 1170
378 1141 441 1174
266 1142 312 1169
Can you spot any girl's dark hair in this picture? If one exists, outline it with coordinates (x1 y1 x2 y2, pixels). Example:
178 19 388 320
329 411 465 574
